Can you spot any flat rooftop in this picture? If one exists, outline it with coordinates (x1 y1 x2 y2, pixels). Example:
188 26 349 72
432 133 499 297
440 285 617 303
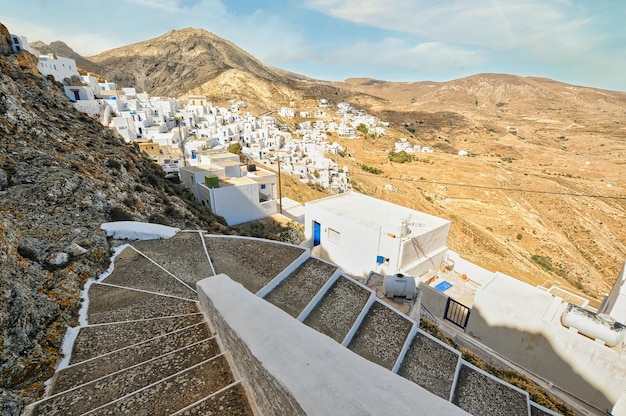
306 192 450 233
219 177 255 187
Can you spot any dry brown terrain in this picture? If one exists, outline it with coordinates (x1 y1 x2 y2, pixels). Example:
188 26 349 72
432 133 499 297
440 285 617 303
317 75 626 303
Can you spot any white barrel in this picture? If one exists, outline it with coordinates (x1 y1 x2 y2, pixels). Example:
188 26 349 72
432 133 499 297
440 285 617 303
561 304 625 347
383 273 416 300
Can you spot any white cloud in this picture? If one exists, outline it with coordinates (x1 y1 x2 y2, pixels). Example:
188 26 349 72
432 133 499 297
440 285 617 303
219 10 311 66
303 0 598 51
326 38 484 72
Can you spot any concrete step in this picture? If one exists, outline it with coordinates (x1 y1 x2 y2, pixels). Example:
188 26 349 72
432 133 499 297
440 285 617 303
51 322 211 394
303 276 371 343
264 257 337 318
102 246 196 299
30 339 221 416
347 301 413 370
204 236 306 293
86 283 198 324
82 354 236 416
131 231 213 287
70 313 205 364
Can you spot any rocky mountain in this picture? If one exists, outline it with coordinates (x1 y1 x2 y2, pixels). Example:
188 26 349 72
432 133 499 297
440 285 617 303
89 29 289 98
0 23 231 415
28 40 103 75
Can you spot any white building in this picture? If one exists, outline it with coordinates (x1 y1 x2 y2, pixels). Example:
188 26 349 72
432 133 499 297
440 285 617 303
304 192 451 278
179 163 278 225
37 54 79 83
279 107 295 118
9 34 30 53
464 271 626 413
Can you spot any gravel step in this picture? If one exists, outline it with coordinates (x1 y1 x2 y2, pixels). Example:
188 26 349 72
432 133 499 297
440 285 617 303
303 276 371 343
83 354 235 416
204 236 305 293
452 363 530 416
347 301 413 370
86 283 198 324
70 313 204 364
30 339 221 416
102 246 196 299
51 323 212 394
397 330 460 400
264 258 337 318
131 232 213 287
172 382 255 416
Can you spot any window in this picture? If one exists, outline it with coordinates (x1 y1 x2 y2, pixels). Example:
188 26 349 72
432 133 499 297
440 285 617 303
328 228 340 244
261 184 266 189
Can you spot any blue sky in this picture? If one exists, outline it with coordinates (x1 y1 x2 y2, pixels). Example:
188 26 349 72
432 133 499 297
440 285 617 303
3 0 625 91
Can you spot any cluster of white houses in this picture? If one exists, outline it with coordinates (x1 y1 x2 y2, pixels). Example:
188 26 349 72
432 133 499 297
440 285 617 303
11 34 362 225
12 33 626 414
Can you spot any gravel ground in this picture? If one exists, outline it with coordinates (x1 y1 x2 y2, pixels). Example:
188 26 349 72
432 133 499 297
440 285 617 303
70 314 204 364
53 323 211 393
86 356 234 416
87 283 198 324
397 331 460 399
204 236 305 293
32 339 220 416
264 258 337 317
102 247 197 299
452 364 529 416
173 382 255 416
347 301 413 370
304 276 371 343
132 232 213 286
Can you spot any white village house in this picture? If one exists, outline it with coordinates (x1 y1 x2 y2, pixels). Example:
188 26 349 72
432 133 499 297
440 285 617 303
179 151 278 226
304 192 451 278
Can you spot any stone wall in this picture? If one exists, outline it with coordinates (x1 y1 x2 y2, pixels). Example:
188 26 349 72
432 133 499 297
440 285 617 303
197 282 306 416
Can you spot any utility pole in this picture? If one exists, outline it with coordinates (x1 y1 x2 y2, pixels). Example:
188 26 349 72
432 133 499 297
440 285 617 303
277 156 283 214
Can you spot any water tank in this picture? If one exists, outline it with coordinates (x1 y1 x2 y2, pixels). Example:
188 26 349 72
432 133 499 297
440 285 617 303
247 164 257 172
561 303 625 347
204 175 219 189
383 273 416 300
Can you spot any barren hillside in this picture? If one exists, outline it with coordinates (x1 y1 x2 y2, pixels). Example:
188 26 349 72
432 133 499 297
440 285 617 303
327 74 626 301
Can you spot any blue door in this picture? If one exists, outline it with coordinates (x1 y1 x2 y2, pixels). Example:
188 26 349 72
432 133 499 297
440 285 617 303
313 221 321 246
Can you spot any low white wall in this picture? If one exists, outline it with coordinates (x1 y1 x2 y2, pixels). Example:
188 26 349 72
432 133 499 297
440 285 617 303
196 274 469 416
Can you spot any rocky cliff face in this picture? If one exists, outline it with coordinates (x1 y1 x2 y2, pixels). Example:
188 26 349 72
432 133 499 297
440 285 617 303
0 23 230 415
89 27 288 98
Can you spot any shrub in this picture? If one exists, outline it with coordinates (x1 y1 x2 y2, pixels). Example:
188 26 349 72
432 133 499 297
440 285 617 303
106 158 122 170
388 150 413 163
360 164 383 175
108 206 133 221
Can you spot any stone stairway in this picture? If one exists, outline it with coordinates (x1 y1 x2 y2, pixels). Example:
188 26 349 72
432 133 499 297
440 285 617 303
203 236 559 416
26 231 254 416
27 231 560 416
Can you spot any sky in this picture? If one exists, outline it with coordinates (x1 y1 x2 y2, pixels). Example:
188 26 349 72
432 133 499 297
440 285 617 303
3 0 625 91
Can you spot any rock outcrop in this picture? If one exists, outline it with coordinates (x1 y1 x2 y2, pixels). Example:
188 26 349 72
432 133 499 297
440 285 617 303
0 23 229 415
